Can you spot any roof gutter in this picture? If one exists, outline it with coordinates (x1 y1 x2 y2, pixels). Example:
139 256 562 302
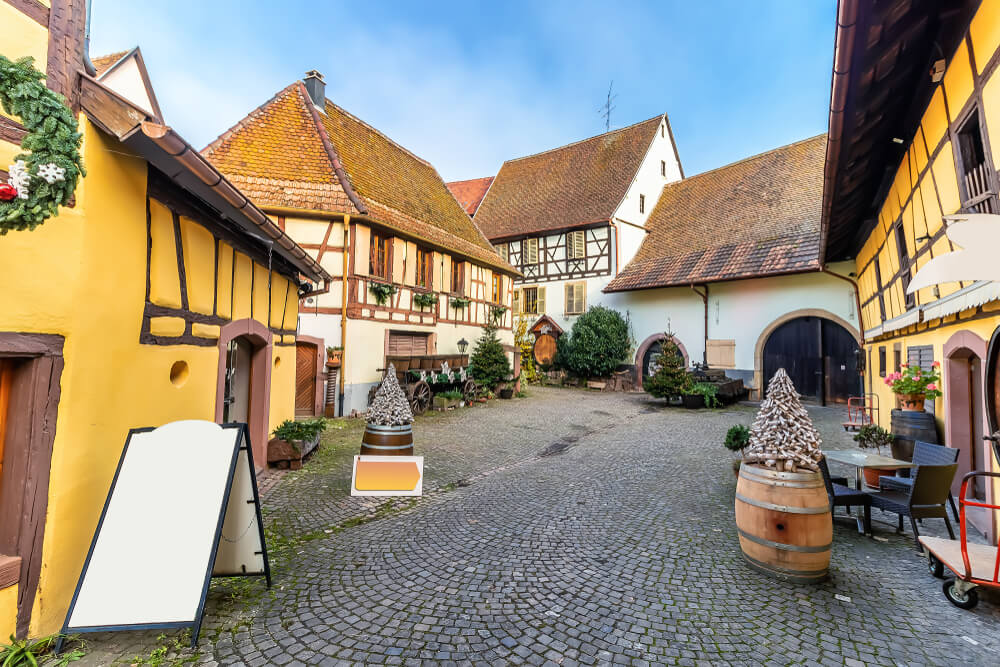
83 0 97 76
819 0 859 263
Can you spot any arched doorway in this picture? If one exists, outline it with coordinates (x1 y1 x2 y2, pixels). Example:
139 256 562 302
215 320 272 472
945 330 992 540
759 315 861 404
635 334 689 391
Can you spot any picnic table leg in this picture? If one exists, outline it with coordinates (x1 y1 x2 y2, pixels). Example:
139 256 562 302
854 466 866 533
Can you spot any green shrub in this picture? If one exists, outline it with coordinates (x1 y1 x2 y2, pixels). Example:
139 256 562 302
437 389 464 400
469 322 512 390
724 425 750 453
686 382 720 408
644 334 690 400
555 306 630 378
854 424 894 453
413 292 438 309
273 418 328 443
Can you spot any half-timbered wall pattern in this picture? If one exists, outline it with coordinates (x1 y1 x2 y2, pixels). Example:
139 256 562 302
499 225 612 284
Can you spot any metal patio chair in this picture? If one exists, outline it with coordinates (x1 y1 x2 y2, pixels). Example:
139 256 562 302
879 440 959 520
819 456 871 535
867 463 957 552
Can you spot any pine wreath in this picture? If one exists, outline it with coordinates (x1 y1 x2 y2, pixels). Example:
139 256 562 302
0 54 85 234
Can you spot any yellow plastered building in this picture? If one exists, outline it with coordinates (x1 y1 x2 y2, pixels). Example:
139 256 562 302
823 0 1000 544
0 0 330 638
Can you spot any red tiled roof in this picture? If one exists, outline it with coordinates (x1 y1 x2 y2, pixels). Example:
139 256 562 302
446 176 494 215
92 50 129 77
474 116 664 240
202 81 515 274
605 135 827 292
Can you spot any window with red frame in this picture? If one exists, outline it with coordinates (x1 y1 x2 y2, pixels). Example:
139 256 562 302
370 232 390 279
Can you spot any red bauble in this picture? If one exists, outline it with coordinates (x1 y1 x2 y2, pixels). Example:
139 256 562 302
0 184 17 201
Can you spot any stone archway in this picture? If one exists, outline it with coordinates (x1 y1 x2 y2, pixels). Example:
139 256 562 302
635 333 689 392
943 330 994 541
754 308 861 400
215 319 273 471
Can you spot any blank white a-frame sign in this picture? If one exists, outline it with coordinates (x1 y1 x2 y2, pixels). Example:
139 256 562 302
61 420 270 646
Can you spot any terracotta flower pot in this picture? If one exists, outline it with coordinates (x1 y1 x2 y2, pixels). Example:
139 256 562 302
863 467 892 489
899 393 926 411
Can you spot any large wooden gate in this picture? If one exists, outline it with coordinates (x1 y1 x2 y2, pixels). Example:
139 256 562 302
762 316 860 404
295 341 319 416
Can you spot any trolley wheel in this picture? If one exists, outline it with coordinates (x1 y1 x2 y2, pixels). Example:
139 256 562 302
408 380 431 415
942 579 979 610
928 554 944 579
462 379 478 402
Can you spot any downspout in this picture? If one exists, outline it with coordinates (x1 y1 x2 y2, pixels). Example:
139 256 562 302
338 215 350 416
83 0 97 76
691 284 708 365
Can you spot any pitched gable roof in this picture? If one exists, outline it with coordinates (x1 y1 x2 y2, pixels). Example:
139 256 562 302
474 116 664 240
92 50 129 77
203 81 514 274
605 135 826 292
447 177 494 215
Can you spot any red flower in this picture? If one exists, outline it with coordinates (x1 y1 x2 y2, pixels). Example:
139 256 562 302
931 361 940 368
0 184 17 201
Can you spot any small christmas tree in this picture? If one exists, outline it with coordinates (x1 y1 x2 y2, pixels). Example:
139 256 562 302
367 364 414 426
644 333 691 400
742 368 822 472
469 322 512 390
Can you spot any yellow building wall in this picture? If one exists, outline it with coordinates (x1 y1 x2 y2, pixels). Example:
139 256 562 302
0 116 299 636
854 0 1000 538
0 585 16 639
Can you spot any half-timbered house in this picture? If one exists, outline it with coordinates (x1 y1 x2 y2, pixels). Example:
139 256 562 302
0 0 328 638
471 115 682 332
203 72 519 416
822 0 1000 542
603 136 862 402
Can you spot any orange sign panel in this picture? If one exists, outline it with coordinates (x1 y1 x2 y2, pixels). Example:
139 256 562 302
351 456 424 496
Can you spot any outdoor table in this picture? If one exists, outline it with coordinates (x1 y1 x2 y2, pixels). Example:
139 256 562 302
823 450 916 533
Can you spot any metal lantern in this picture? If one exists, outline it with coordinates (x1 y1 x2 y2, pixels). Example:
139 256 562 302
457 338 469 354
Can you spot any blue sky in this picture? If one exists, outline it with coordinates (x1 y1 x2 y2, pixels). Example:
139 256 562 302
90 1 835 182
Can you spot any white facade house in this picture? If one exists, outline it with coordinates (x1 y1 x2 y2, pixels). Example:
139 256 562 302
467 115 683 333
604 135 863 402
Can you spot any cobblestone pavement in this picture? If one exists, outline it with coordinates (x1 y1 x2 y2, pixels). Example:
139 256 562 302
75 387 999 665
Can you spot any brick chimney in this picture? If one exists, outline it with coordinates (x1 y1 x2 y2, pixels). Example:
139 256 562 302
304 70 325 108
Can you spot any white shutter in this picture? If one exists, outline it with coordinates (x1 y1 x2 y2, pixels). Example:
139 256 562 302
568 231 585 259
565 282 585 314
496 244 508 263
537 286 546 314
524 238 538 264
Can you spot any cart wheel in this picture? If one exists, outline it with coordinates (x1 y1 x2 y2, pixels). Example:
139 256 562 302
408 380 431 415
927 554 944 578
462 379 478 402
942 579 979 610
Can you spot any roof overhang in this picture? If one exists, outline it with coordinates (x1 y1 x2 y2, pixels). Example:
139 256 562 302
79 72 331 290
821 0 978 263
487 219 611 244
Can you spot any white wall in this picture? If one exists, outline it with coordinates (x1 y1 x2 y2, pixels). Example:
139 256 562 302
613 117 683 239
101 55 158 117
606 264 860 393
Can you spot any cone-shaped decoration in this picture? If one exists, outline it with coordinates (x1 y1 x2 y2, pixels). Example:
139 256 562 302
366 364 414 426
742 368 822 472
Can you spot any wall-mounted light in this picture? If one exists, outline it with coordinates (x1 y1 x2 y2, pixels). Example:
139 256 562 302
930 59 946 83
891 137 904 144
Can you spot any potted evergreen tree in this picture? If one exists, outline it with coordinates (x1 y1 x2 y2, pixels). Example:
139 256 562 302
725 424 750 476
643 333 691 405
854 424 896 488
469 322 512 395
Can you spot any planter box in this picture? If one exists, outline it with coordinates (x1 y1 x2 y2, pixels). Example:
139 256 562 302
587 380 607 390
499 388 514 399
682 394 706 409
433 396 460 410
268 433 320 470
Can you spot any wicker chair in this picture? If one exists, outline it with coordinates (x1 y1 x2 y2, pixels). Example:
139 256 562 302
819 457 871 535
867 463 957 551
879 441 959 520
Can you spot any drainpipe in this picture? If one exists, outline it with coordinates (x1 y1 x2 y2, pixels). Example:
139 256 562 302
338 215 350 416
691 283 708 365
83 0 97 76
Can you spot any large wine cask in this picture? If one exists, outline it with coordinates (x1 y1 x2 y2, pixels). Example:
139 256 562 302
890 409 938 461
361 423 414 456
734 463 832 583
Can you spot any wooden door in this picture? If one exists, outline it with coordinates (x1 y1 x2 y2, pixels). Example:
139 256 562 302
763 317 860 404
534 334 557 365
296 342 318 416
821 319 862 404
223 337 253 423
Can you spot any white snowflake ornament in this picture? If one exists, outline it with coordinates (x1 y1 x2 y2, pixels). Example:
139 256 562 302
7 160 30 199
37 163 66 184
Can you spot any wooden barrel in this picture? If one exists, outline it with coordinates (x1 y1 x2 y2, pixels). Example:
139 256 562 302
534 333 557 365
734 463 832 583
890 408 938 461
361 423 414 456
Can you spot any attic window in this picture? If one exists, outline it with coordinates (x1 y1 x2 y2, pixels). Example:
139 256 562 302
893 222 914 309
567 231 586 260
957 110 997 213
639 194 645 214
661 124 664 138
495 244 508 263
523 238 539 266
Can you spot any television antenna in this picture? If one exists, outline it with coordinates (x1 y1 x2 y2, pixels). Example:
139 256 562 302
598 81 617 132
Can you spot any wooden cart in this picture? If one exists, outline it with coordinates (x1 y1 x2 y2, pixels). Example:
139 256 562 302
920 471 1000 610
369 354 477 415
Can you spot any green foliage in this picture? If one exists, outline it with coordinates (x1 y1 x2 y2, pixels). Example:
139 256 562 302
368 281 397 305
273 418 328 444
449 296 471 310
643 333 691 400
724 425 750 453
0 55 85 234
854 424 894 452
489 304 508 324
513 317 539 383
685 382 720 408
0 634 83 667
468 322 511 390
437 389 464 400
326 345 342 355
555 306 630 378
413 292 438 309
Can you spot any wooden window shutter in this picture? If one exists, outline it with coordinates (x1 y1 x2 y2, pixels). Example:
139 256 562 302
576 283 585 312
537 285 546 314
496 244 508 262
525 238 538 264
705 340 736 368
513 288 521 314
565 282 585 314
568 231 585 259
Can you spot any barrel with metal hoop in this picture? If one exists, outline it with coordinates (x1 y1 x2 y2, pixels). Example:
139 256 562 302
361 423 414 456
734 462 832 583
